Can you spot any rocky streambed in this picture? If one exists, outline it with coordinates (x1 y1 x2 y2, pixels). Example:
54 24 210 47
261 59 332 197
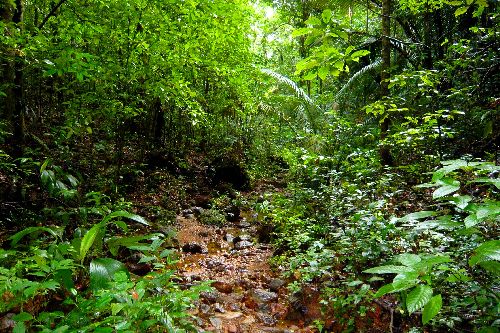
174 213 319 333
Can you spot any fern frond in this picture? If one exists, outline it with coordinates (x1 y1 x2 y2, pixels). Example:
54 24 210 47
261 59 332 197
334 58 382 101
260 68 318 108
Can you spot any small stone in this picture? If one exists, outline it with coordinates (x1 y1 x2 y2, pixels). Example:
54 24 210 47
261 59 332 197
214 302 225 313
234 240 253 250
200 304 211 314
224 233 235 243
256 312 277 326
237 219 251 228
268 278 286 291
193 206 205 215
212 280 233 293
182 208 193 217
250 289 278 303
209 317 223 331
200 291 221 304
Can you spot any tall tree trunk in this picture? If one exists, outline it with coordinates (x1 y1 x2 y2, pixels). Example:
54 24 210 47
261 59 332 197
380 0 393 166
1 0 24 155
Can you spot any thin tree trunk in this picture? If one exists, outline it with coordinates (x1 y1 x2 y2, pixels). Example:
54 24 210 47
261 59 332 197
380 0 393 166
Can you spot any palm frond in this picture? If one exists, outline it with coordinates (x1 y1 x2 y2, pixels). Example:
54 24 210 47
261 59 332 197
334 58 382 101
260 68 319 109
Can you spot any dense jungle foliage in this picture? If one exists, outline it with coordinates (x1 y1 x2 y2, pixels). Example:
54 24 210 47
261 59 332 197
0 0 498 332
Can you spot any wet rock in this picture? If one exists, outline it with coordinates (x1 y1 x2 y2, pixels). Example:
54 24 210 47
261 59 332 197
225 205 241 222
234 240 253 250
233 234 251 243
249 288 278 308
224 233 235 243
200 303 211 314
182 208 193 217
182 242 207 254
214 302 225 313
212 280 234 293
257 313 277 325
200 291 221 304
268 278 286 292
192 206 204 215
209 317 223 331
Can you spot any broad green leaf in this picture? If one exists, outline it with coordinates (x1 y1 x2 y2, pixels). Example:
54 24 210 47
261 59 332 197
80 222 104 261
350 50 370 61
364 265 415 274
111 303 126 316
478 261 500 275
406 285 433 314
433 184 460 199
414 255 451 272
422 294 442 324
476 202 500 219
318 66 329 80
13 322 26 333
448 195 472 209
396 253 421 266
12 312 33 322
321 9 333 23
107 235 153 256
472 178 500 189
464 213 480 228
292 27 313 38
305 16 322 26
469 240 500 266
455 6 469 16
101 210 149 226
9 227 59 246
90 258 129 291
374 283 395 297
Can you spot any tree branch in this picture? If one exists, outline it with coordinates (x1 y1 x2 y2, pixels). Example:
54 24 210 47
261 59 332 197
38 0 68 30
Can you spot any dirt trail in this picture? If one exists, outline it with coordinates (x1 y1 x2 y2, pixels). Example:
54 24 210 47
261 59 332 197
174 215 318 333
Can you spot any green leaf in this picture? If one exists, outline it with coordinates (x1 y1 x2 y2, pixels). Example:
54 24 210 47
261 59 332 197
396 253 421 266
476 202 500 219
318 66 329 80
102 210 149 226
433 182 460 199
472 178 500 189
90 258 129 291
9 227 59 246
422 294 442 324
448 195 472 209
364 265 415 274
111 303 126 316
13 322 26 333
455 6 469 16
80 222 104 262
305 16 322 26
374 283 395 297
292 27 313 38
406 285 433 314
12 312 33 322
464 213 480 228
321 9 333 23
469 240 500 266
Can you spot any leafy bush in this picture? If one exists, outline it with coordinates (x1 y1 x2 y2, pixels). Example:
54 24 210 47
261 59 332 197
199 208 226 226
366 159 499 330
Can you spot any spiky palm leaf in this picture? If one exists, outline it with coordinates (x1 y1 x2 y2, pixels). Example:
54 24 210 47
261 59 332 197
334 58 382 101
